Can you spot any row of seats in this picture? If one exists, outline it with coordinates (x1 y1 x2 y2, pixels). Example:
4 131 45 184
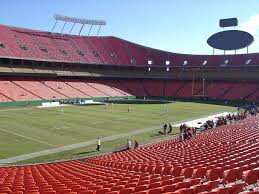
0 115 258 193
1 25 259 66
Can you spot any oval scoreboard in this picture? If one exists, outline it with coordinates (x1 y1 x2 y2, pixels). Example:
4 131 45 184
207 30 254 50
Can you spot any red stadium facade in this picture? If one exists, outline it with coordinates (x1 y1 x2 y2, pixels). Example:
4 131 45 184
0 24 258 103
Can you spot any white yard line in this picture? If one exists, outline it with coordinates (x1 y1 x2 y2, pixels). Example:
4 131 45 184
0 111 232 165
0 107 37 112
0 128 56 147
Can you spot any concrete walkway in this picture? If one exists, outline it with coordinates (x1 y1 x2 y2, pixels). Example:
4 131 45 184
0 111 229 165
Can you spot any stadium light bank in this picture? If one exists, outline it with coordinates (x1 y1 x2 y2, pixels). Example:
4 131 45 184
52 14 107 36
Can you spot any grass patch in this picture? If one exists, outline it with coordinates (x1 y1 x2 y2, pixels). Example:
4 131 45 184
0 101 236 164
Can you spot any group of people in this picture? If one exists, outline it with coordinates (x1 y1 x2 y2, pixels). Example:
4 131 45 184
126 139 139 150
243 105 259 116
59 99 85 105
161 123 173 135
203 112 249 130
179 124 197 141
96 137 139 151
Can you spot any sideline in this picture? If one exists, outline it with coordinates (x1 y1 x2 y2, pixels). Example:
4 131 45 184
0 128 56 147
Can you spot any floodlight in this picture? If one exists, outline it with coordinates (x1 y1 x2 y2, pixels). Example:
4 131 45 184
245 59 251 65
224 60 228 64
52 14 106 36
54 15 106 26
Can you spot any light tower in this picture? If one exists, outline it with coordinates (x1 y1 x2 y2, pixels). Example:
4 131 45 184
52 14 107 36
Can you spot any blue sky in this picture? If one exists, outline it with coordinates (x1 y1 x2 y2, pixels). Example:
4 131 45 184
1 0 259 54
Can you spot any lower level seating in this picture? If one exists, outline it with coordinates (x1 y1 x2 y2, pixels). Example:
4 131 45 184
0 78 258 102
0 80 41 101
13 79 67 100
165 80 259 102
0 93 13 102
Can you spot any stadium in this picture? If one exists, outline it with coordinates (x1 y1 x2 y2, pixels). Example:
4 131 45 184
0 1 259 194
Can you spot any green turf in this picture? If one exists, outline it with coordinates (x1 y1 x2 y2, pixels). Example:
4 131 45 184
15 130 179 165
0 101 236 164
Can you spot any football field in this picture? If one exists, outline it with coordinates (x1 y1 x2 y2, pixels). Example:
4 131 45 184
0 101 236 164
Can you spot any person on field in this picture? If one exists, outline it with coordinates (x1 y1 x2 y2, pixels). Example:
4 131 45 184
163 123 167 135
134 140 139 149
96 137 101 151
180 124 185 141
168 123 173 134
127 139 132 150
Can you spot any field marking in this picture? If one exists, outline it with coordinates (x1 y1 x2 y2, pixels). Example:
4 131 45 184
0 111 232 165
0 128 56 148
2 119 80 142
0 107 37 112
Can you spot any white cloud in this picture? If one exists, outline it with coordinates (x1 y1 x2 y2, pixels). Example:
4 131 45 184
239 14 259 53
240 14 259 35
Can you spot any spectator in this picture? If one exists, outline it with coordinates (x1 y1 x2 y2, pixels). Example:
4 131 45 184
96 137 101 151
180 124 184 142
187 128 192 139
168 123 173 133
183 128 188 140
192 127 197 136
163 123 168 135
134 140 139 149
127 139 132 150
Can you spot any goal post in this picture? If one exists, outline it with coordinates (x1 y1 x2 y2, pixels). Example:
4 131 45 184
192 74 206 97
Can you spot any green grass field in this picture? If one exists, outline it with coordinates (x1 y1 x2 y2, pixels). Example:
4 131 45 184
0 101 236 165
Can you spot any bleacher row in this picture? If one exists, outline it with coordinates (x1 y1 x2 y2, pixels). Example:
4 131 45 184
1 25 259 67
0 78 258 103
0 115 258 194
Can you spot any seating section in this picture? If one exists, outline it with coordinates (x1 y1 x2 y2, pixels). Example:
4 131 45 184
65 80 107 97
165 80 259 102
0 78 258 102
120 80 147 96
99 80 133 96
0 78 139 102
165 80 186 97
0 114 258 193
12 79 66 100
0 93 13 102
142 80 164 96
43 80 89 99
1 24 259 66
86 81 124 97
0 80 41 101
